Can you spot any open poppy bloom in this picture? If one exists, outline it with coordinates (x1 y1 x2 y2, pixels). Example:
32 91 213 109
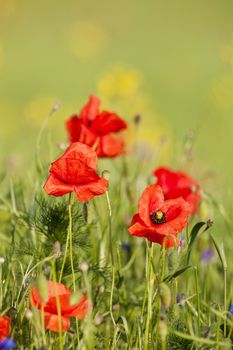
66 95 127 158
0 317 10 342
31 281 89 333
153 167 201 214
128 184 190 247
44 142 108 202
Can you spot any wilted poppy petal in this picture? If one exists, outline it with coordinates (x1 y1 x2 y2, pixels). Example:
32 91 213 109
44 312 70 333
97 135 125 158
138 184 164 226
91 111 127 135
74 177 108 202
79 95 100 123
0 317 10 341
44 175 73 197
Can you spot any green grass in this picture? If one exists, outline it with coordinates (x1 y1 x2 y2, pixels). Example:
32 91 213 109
0 120 233 349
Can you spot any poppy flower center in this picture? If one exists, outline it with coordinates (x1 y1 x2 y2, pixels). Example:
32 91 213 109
150 210 166 225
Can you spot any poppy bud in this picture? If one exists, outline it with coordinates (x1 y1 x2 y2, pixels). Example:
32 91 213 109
25 309 33 319
94 314 103 325
53 240 61 258
36 274 49 304
52 102 61 111
102 170 110 181
159 283 171 309
70 291 83 306
113 304 120 311
158 316 168 340
79 261 89 272
133 114 141 125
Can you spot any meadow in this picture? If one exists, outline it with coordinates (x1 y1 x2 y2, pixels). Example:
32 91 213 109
1 1 233 349
0 94 232 349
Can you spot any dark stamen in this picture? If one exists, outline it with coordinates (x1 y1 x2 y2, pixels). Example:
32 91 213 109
150 210 166 225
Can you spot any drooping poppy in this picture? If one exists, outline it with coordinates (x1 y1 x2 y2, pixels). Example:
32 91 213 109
0 317 10 342
44 142 108 202
128 184 190 247
31 280 90 333
66 95 127 158
153 167 201 214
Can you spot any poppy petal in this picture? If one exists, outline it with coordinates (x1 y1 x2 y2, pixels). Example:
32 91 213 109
138 184 164 226
31 281 72 310
128 215 178 248
155 198 191 235
44 312 70 333
154 167 201 214
58 142 98 170
0 317 10 341
79 95 100 123
50 158 100 184
96 135 125 158
43 175 73 197
66 116 97 146
91 111 127 135
63 295 89 318
74 177 108 202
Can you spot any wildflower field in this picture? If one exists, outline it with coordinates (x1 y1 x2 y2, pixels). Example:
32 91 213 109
1 1 233 349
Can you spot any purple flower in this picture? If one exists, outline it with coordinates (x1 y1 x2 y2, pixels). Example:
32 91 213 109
228 303 233 319
201 248 215 264
0 338 16 350
176 294 186 306
178 236 185 254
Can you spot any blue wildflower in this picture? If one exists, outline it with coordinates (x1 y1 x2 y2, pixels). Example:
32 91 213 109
201 248 215 264
121 242 130 253
0 338 16 350
228 303 233 319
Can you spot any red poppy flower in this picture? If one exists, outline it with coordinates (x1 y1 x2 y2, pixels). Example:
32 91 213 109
31 281 90 333
128 184 190 247
44 142 108 202
0 316 10 341
66 95 127 158
153 167 201 214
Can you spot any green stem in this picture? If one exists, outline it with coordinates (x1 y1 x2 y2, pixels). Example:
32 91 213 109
144 242 153 350
105 190 114 266
194 266 201 332
36 104 59 174
68 194 76 291
51 261 63 350
59 221 70 283
224 267 227 337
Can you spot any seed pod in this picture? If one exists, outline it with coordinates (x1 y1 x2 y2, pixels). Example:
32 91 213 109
36 274 49 304
159 283 171 309
158 316 168 340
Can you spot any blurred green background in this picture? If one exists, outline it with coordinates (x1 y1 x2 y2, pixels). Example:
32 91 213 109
1 0 233 192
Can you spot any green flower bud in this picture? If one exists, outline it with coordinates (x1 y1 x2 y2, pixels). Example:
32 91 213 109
159 283 171 309
36 274 49 304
